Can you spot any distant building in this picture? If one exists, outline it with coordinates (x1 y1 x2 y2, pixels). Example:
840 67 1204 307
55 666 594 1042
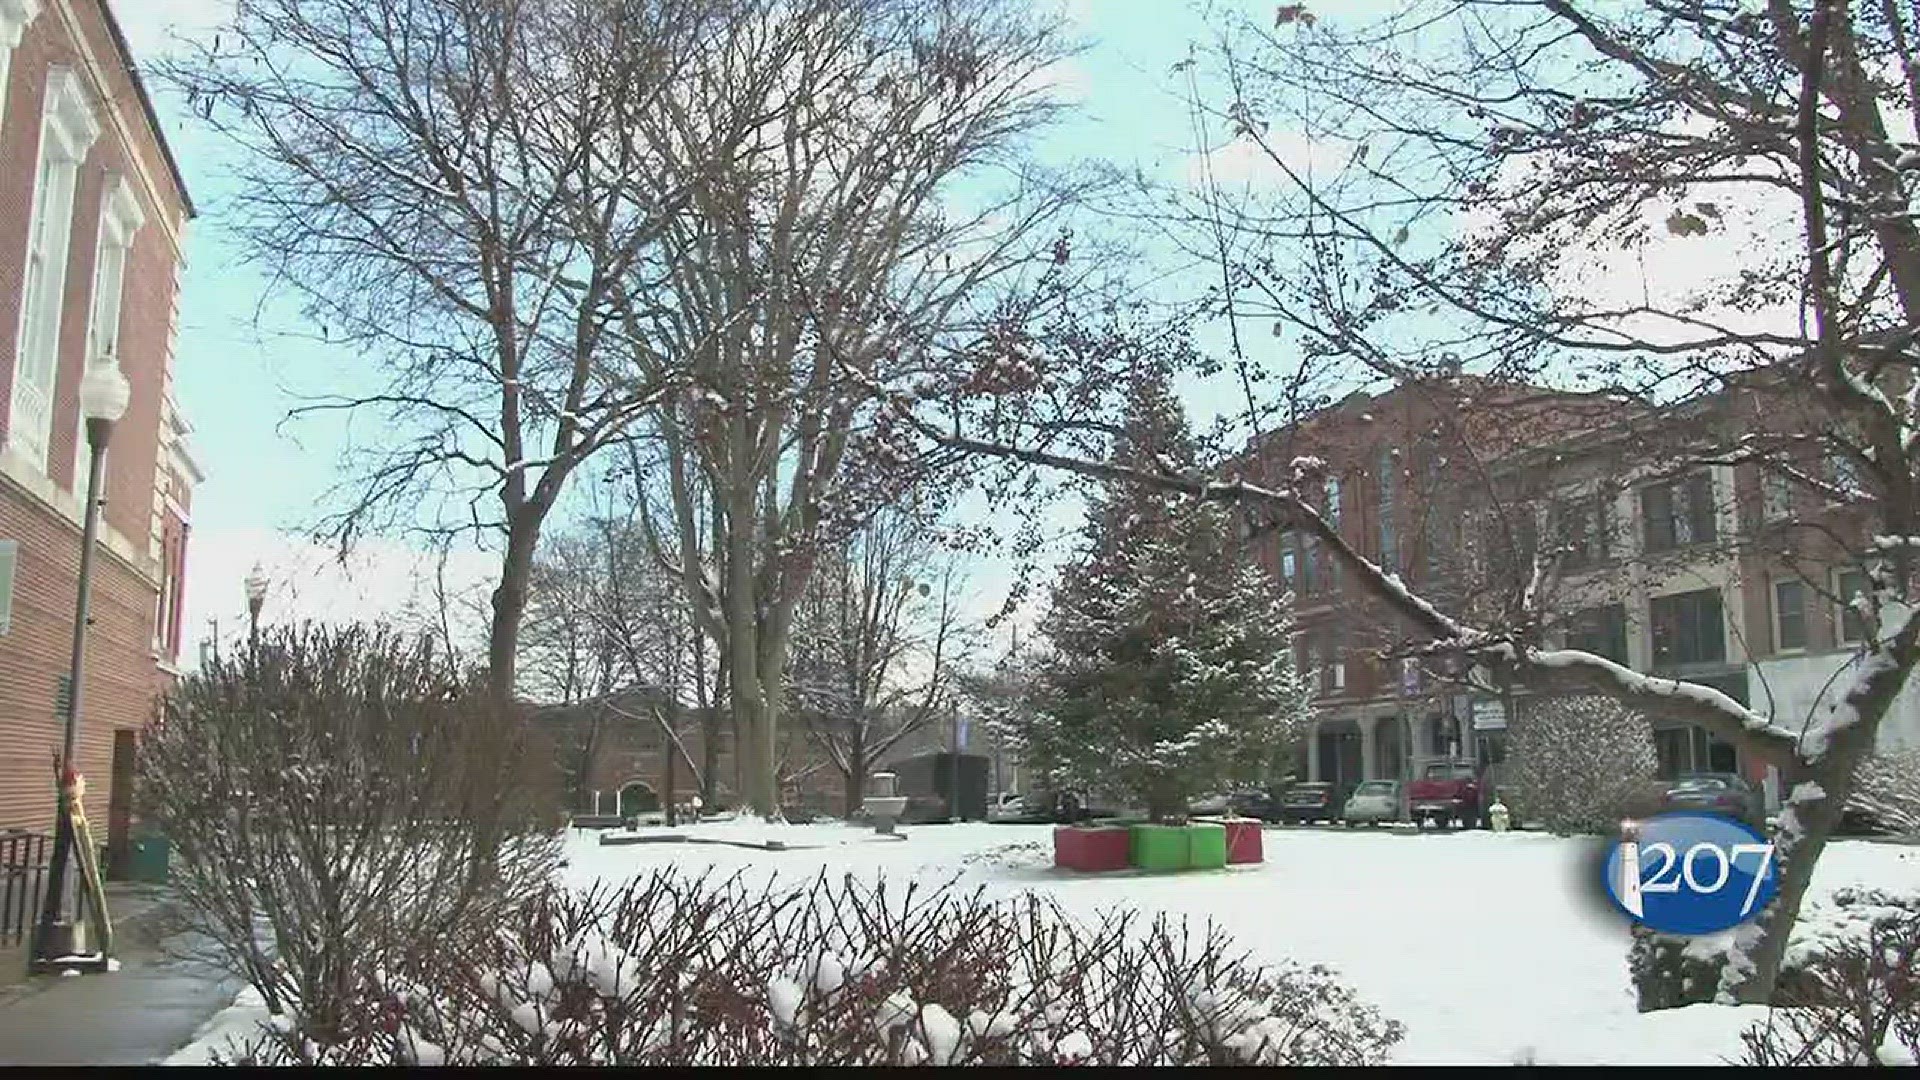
1234 371 1900 811
0 1 199 860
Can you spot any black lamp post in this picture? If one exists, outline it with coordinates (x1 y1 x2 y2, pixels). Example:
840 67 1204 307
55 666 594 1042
34 361 130 971
245 562 268 652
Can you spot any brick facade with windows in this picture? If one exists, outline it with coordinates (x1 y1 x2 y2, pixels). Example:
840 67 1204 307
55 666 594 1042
0 1 197 846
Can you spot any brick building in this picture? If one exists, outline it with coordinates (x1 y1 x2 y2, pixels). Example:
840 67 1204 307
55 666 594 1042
0 0 198 856
1237 370 1903 814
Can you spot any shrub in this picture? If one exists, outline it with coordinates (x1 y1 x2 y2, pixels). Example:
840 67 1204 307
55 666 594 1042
140 623 563 1044
1846 750 1920 837
201 870 1404 1066
1506 695 1659 835
1738 888 1920 1065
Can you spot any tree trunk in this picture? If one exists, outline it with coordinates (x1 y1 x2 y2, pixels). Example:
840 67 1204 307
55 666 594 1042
845 746 868 817
664 707 678 827
1723 654 1912 1002
487 513 542 704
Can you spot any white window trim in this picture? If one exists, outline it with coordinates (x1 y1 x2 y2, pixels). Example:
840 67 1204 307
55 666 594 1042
73 174 141 487
10 66 99 473
0 0 41 129
1771 577 1808 655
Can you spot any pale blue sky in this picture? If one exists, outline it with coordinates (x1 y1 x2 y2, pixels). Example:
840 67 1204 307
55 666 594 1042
103 0 1323 665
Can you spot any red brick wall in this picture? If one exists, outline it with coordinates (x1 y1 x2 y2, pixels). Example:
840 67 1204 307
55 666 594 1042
0 2 191 832
0 482 158 831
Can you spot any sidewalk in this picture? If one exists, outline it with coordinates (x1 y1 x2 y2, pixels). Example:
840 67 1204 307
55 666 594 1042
0 884 242 1065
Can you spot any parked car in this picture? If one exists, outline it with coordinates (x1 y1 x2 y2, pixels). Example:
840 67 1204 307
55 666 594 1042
1657 773 1765 830
987 792 1029 822
1227 789 1281 821
1188 792 1234 816
1278 782 1344 824
1408 760 1487 829
1342 779 1404 826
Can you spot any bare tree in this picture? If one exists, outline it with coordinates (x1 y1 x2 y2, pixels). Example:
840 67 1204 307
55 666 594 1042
610 0 1096 818
162 0 720 701
788 506 970 815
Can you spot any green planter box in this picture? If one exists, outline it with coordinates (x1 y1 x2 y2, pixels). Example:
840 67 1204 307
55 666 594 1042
1187 822 1228 870
1129 824 1191 871
1128 823 1229 872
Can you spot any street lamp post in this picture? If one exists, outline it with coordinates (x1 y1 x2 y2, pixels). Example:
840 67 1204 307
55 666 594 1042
245 563 268 652
34 361 130 971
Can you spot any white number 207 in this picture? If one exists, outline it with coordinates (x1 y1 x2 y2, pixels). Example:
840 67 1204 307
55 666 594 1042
1640 842 1776 915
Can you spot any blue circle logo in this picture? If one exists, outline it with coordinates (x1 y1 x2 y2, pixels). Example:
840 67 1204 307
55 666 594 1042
1601 812 1779 935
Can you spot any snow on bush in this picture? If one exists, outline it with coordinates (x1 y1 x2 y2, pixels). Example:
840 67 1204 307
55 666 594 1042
1739 888 1920 1065
200 870 1402 1066
1846 750 1920 837
1505 695 1659 835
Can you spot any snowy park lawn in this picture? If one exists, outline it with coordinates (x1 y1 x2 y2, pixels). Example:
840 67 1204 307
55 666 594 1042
169 821 1920 1066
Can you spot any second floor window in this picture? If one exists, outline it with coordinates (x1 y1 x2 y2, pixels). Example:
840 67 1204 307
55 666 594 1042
1324 476 1341 528
1566 604 1629 664
1650 588 1727 669
1642 471 1717 553
1557 491 1613 569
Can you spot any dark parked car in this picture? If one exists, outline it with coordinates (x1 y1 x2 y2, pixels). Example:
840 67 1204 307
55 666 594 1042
1278 782 1345 824
1228 790 1280 821
1658 773 1765 830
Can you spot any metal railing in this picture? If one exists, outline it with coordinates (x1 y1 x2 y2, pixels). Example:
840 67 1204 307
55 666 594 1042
0 829 52 949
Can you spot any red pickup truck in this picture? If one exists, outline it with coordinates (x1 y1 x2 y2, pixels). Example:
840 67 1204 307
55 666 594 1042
1407 760 1488 830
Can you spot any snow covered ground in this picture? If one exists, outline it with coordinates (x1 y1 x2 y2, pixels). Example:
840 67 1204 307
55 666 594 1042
168 821 1920 1066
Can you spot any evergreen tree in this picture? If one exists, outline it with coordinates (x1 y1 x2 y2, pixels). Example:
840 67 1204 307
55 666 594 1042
1020 374 1309 822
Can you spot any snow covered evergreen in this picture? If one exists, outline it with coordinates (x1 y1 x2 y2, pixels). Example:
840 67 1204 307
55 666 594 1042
1015 375 1310 822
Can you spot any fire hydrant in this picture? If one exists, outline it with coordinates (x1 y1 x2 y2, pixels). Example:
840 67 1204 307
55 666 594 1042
1488 798 1512 833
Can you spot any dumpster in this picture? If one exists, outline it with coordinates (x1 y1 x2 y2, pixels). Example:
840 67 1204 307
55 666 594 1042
129 827 170 884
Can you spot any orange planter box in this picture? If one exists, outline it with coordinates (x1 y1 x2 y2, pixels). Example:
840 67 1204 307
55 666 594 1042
1224 819 1264 864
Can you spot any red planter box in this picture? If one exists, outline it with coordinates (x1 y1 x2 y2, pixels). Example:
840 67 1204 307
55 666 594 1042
1223 819 1264 864
1053 825 1132 871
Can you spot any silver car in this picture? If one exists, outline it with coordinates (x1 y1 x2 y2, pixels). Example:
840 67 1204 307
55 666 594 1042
1343 779 1404 826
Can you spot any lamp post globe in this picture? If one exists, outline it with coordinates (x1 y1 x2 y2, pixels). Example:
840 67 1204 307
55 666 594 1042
245 563 268 649
79 362 130 425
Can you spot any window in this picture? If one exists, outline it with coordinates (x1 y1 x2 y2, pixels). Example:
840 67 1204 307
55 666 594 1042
1566 604 1629 664
1836 568 1868 644
9 69 98 473
1297 533 1316 594
1324 476 1341 528
1650 588 1727 669
1641 471 1718 553
1761 472 1795 523
1279 532 1299 591
1378 450 1397 569
1773 579 1808 652
1556 490 1613 569
73 176 143 489
1321 634 1346 693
